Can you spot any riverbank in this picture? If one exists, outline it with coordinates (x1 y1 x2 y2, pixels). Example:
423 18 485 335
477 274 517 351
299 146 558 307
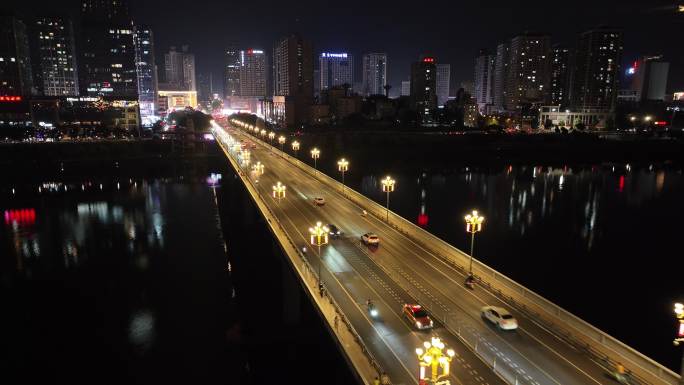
288 131 683 165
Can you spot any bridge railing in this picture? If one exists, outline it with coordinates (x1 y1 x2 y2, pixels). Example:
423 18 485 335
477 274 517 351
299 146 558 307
214 127 389 385
232 121 680 385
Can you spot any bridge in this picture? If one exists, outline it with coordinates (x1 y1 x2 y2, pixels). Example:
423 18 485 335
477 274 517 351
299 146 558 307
211 119 681 385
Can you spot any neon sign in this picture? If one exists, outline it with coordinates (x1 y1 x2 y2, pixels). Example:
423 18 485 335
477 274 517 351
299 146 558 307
0 96 22 102
321 53 348 58
422 57 435 63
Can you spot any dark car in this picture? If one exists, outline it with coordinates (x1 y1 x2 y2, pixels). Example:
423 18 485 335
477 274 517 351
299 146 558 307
328 224 341 238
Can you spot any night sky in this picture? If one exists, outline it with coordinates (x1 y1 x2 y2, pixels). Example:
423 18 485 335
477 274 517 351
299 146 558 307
5 0 683 95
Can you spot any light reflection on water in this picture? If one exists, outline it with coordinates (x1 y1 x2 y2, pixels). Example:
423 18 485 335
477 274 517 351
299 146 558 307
4 180 169 272
361 164 680 253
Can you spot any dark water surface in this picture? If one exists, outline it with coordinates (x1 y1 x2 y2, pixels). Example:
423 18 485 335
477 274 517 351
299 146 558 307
0 163 355 385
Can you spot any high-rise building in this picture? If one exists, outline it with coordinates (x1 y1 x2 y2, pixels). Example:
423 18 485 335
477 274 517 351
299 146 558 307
436 63 450 107
493 42 509 112
0 15 33 96
31 16 78 96
362 53 387 96
550 45 571 107
79 0 137 98
164 46 196 91
410 55 437 124
197 72 215 104
270 34 313 127
629 55 669 102
239 49 266 97
570 27 623 111
401 80 411 96
224 42 240 99
133 26 157 122
505 33 551 111
319 52 353 91
474 50 494 111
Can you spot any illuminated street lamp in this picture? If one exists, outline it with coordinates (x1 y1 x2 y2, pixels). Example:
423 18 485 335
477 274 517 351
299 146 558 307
268 131 275 146
337 158 349 194
241 149 250 160
673 302 684 385
292 140 300 157
272 181 286 203
309 221 329 291
252 161 264 178
381 176 395 222
260 129 266 138
465 210 484 275
415 336 455 385
311 148 320 176
278 135 286 152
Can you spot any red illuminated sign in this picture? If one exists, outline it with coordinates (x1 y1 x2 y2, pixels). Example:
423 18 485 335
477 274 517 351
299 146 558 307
422 57 435 63
4 208 36 225
654 121 667 126
0 96 22 102
678 322 684 338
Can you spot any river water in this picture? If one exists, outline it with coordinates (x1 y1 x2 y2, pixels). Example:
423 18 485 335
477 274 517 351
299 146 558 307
0 163 355 385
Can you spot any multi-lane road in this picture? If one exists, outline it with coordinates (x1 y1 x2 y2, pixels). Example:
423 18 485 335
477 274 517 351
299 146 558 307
216 121 624 385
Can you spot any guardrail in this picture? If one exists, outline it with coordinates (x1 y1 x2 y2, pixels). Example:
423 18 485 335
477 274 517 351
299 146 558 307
213 126 389 385
231 120 680 385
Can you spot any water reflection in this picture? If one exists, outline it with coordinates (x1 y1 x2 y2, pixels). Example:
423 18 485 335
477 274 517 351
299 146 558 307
362 162 681 256
1 172 249 384
3 180 173 273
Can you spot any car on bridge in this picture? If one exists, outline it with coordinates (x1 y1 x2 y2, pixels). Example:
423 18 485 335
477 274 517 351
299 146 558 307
402 304 433 330
481 306 518 330
328 224 341 238
313 197 326 206
361 233 379 246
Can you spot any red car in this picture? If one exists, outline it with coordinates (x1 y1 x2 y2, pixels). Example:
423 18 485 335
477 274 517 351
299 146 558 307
402 304 433 329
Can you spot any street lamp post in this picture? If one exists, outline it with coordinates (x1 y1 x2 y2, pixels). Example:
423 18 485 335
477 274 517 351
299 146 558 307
673 302 684 385
292 140 300 158
278 135 286 152
337 158 349 194
309 221 329 292
272 181 286 204
252 161 264 181
415 337 455 385
381 176 395 222
311 148 320 177
268 131 275 146
241 149 251 163
464 210 484 276
260 129 266 139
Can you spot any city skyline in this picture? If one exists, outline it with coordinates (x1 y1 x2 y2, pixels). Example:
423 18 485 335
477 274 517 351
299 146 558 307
2 0 682 97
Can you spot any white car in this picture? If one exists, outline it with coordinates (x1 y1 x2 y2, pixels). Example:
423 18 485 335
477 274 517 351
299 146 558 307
481 306 518 330
361 233 379 245
313 197 326 206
